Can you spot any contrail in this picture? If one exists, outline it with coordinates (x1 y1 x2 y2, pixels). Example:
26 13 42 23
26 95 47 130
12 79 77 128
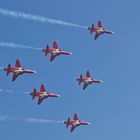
0 42 41 50
0 115 64 124
0 7 87 29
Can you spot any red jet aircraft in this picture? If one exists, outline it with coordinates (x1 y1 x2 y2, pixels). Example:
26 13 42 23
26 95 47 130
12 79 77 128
76 70 103 90
88 20 114 40
64 113 91 132
42 41 72 61
4 59 36 81
30 84 60 105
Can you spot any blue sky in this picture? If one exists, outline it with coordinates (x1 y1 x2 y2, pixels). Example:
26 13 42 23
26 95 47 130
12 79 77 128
0 0 140 139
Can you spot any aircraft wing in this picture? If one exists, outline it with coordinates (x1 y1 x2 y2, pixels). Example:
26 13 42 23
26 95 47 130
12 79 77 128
12 73 19 81
40 84 46 92
50 54 57 61
98 20 102 27
38 97 45 105
73 113 78 120
83 83 89 90
70 125 78 132
52 41 58 49
15 59 21 67
86 70 91 78
94 33 100 40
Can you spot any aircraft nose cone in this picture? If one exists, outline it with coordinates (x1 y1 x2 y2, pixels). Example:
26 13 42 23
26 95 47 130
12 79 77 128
88 122 91 125
100 80 103 83
57 94 61 97
112 32 115 34
33 71 37 74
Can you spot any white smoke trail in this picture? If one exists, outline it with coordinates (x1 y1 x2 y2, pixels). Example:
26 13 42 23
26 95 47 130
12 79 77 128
0 88 29 95
0 115 64 124
0 115 7 121
4 90 14 93
0 42 41 50
0 115 23 122
26 118 64 124
0 89 14 93
0 66 4 70
0 89 3 92
0 7 87 29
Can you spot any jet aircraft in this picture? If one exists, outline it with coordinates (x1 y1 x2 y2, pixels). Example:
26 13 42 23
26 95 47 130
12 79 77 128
76 70 103 90
4 59 36 81
64 113 91 132
30 84 60 105
42 41 72 61
88 20 114 40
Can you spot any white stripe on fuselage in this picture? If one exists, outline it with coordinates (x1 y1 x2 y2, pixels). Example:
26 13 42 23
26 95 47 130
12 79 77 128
14 68 24 73
84 78 92 84
73 120 80 126
97 28 104 33
52 49 60 55
39 92 48 98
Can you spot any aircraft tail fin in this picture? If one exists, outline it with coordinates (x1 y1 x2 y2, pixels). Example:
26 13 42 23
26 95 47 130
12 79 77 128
4 64 11 76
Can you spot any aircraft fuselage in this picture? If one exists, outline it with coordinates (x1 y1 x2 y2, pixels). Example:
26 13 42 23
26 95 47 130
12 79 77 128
51 49 61 55
96 28 104 33
39 92 49 98
83 78 93 84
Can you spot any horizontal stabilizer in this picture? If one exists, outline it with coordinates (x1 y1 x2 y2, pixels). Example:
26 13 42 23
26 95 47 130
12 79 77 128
45 45 49 56
5 64 11 76
66 118 70 128
32 88 37 100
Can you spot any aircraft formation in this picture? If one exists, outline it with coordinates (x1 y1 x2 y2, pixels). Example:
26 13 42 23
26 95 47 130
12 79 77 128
0 19 114 132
